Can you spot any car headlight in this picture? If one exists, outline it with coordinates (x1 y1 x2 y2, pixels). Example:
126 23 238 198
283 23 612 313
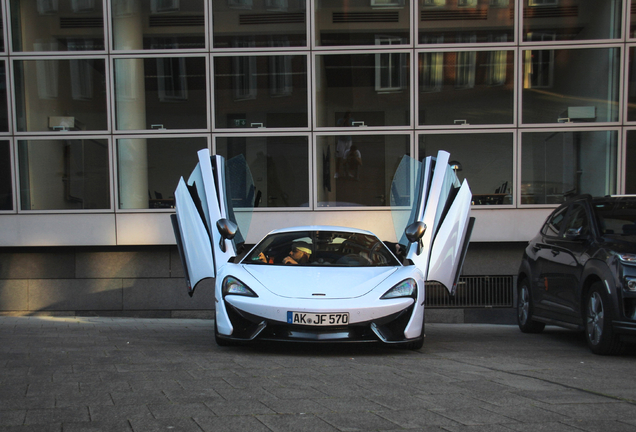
619 254 636 265
222 276 258 298
381 278 417 300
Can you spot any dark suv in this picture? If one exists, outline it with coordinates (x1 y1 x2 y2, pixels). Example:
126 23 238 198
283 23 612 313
517 195 636 355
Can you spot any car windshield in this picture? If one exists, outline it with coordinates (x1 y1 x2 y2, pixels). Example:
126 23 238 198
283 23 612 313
593 199 636 236
242 230 401 267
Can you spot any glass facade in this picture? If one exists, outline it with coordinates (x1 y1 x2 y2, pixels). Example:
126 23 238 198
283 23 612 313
0 0 634 222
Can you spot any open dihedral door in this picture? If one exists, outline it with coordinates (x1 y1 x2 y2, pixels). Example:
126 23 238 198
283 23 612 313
171 149 245 296
391 151 475 296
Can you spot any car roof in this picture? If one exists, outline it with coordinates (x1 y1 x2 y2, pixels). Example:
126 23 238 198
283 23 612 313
267 225 376 236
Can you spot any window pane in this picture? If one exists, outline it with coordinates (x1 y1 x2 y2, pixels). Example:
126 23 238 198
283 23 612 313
418 133 513 205
18 139 110 210
523 0 621 42
628 47 636 122
419 0 514 44
14 59 108 132
419 51 513 126
317 134 409 207
521 131 617 205
0 62 9 132
316 53 410 127
112 0 205 50
315 0 409 47
10 0 105 52
0 141 11 210
626 130 636 194
216 136 308 208
213 0 307 49
214 55 308 129
117 137 206 209
114 57 207 130
522 47 620 124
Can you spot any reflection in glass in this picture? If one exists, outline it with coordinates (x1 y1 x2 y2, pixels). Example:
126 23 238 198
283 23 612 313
521 130 617 205
10 0 105 52
419 0 514 44
523 0 621 42
117 137 205 209
316 54 410 127
626 131 636 194
214 55 307 129
0 141 11 210
628 48 636 122
18 139 110 210
315 0 409 47
419 51 514 126
0 62 8 132
216 136 309 208
14 59 107 132
522 47 620 124
114 57 207 130
112 0 205 50
317 134 409 207
213 0 306 49
419 133 513 205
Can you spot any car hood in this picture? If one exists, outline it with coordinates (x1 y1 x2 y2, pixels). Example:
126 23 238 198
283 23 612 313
242 265 399 299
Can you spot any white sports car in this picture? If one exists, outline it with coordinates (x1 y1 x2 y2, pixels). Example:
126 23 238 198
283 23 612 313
171 149 474 349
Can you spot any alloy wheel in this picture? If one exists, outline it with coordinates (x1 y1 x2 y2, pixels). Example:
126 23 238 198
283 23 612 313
586 291 604 346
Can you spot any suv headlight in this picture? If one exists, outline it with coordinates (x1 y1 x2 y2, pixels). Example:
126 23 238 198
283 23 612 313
381 278 417 300
222 276 258 298
618 254 636 265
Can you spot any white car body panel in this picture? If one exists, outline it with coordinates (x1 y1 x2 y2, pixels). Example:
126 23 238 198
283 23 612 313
172 150 473 347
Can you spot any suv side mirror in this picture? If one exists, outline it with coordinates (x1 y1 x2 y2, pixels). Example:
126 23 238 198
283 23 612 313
217 218 237 252
564 227 584 241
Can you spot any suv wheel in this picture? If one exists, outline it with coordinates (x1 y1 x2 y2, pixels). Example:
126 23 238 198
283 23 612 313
517 279 545 333
585 282 625 355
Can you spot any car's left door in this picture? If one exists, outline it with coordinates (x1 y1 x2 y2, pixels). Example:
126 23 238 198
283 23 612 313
171 149 251 295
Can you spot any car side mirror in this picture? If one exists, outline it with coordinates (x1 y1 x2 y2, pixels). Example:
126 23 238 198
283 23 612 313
405 222 427 255
564 227 584 241
216 218 237 252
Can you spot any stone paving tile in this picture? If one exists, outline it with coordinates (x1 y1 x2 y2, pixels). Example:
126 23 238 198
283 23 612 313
204 399 275 416
193 415 271 432
128 417 204 432
560 418 636 432
318 411 402 431
89 404 155 423
0 396 55 411
256 413 340 432
54 391 114 408
61 420 133 432
109 390 171 406
375 408 461 429
147 403 214 419
540 402 636 421
0 411 26 427
312 397 386 413
260 398 330 414
23 407 90 425
163 388 224 404
0 423 62 432
502 422 590 432
430 406 517 426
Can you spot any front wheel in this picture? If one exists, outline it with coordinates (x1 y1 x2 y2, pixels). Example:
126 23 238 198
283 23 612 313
585 282 625 355
517 279 545 333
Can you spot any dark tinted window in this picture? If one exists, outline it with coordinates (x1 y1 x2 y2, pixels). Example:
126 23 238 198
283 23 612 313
541 206 568 237
563 204 589 238
593 200 636 236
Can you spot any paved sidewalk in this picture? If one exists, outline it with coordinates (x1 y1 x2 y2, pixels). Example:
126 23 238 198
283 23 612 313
1 317 635 432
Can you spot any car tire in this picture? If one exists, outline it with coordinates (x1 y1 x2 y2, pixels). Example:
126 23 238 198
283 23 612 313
517 279 545 334
585 282 625 355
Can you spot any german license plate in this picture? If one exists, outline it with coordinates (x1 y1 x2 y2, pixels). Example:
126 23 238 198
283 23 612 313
287 311 349 326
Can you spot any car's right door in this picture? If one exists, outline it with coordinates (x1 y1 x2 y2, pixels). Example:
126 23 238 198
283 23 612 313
391 151 474 295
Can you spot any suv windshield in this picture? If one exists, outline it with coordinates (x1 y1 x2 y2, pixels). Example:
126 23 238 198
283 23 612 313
243 230 401 267
593 199 636 236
